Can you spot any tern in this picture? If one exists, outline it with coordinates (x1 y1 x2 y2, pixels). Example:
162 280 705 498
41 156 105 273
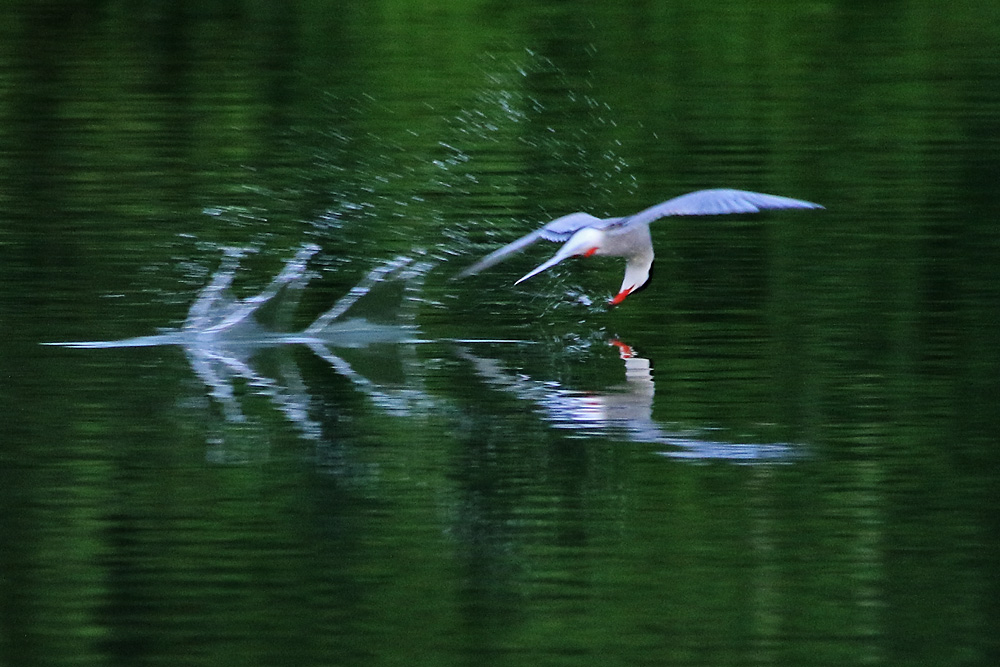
457 188 823 304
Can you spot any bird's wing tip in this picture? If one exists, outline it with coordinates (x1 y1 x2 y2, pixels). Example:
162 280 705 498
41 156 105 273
451 266 476 281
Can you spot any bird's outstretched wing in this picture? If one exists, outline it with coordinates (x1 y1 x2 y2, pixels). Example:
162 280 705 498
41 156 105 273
456 189 822 279
456 212 619 278
615 188 823 229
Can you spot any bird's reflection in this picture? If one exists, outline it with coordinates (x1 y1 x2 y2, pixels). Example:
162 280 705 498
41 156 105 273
459 340 801 462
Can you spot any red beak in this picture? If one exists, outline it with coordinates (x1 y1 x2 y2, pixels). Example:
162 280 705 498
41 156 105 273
609 287 633 306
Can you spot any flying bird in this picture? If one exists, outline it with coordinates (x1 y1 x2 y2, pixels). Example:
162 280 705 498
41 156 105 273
456 188 823 304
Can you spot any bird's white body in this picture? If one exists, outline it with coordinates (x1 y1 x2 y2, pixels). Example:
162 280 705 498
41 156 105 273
458 188 823 304
516 224 654 304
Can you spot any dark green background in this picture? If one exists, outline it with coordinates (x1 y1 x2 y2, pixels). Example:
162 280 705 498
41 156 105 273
2 2 998 665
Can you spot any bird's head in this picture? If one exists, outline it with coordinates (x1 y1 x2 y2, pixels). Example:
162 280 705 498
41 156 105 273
610 249 654 306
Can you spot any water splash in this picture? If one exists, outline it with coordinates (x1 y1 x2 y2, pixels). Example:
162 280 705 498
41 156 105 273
46 244 427 350
44 245 439 440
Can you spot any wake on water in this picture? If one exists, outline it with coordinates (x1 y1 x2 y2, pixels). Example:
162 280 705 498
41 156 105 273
45 244 429 350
